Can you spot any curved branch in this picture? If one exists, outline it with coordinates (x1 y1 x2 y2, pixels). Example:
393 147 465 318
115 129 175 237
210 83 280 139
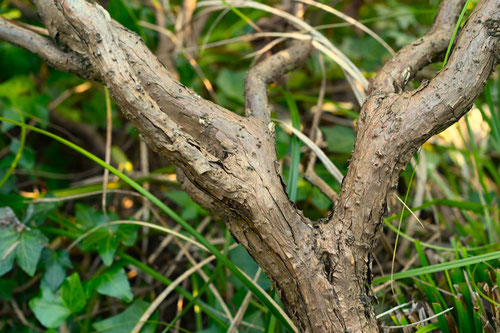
0 18 97 79
370 0 466 94
244 40 312 123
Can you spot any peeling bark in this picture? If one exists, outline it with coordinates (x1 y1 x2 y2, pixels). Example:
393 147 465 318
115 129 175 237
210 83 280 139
0 0 499 331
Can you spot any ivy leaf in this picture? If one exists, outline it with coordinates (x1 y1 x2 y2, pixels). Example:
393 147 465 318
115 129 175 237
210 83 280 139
61 273 86 313
10 138 35 170
75 203 106 230
41 249 72 291
98 235 119 266
97 267 133 302
0 225 18 276
93 299 158 333
23 202 58 226
16 229 48 276
86 265 133 302
29 283 71 328
116 224 138 247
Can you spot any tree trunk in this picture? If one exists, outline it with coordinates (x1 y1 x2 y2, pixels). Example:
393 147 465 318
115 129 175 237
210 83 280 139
0 0 499 331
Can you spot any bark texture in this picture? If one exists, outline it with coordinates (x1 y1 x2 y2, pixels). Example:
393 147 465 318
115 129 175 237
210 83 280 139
1 0 499 331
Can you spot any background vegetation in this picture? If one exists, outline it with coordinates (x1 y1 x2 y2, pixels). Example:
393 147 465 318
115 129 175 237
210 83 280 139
1 0 499 332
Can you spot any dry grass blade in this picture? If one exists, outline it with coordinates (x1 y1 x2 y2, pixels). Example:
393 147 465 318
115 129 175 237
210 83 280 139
245 37 287 59
297 0 395 56
197 0 368 100
192 31 311 51
200 8 230 54
174 238 234 321
395 195 425 229
67 220 209 252
273 118 344 184
30 189 144 203
102 87 112 227
375 302 409 319
130 247 235 333
381 307 454 329
227 268 261 332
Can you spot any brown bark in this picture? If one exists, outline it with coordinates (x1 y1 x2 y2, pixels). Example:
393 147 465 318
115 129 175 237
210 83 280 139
0 0 499 331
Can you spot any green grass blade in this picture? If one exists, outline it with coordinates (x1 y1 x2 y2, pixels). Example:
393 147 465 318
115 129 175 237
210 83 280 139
282 89 301 202
414 322 441 333
373 250 500 284
441 0 472 68
220 0 260 32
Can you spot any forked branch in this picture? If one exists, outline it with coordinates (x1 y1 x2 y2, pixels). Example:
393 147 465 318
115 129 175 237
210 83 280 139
0 18 97 79
0 0 499 332
370 0 467 94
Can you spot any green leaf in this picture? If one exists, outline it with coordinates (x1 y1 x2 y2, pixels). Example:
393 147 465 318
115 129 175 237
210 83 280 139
1 106 21 132
229 246 271 290
116 224 138 247
23 202 58 226
98 235 120 266
0 76 33 99
15 144 35 170
16 229 48 276
0 250 15 277
322 125 355 154
93 299 158 333
41 249 72 291
75 203 106 229
96 266 133 302
80 227 111 251
61 273 86 313
0 196 27 215
29 284 71 328
0 219 19 276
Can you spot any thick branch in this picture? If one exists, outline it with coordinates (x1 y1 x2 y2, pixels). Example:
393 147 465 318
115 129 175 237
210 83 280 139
370 0 466 94
0 18 97 79
245 41 312 123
